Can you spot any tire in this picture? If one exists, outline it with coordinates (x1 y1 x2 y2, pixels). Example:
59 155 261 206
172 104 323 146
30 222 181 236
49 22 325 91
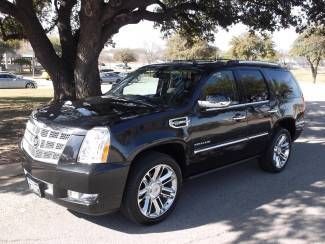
259 128 292 173
121 152 182 225
26 82 35 88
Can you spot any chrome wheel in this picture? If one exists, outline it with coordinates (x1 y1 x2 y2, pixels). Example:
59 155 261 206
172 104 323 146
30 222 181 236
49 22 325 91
273 134 290 168
137 164 178 219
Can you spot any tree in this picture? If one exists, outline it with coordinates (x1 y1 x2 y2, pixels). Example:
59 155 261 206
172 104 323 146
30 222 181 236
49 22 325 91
166 34 219 60
291 27 325 83
143 42 162 64
230 32 277 61
304 0 324 27
114 49 137 67
0 0 304 101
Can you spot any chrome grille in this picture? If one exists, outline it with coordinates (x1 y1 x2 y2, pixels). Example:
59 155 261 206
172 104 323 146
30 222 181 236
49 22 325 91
22 119 71 164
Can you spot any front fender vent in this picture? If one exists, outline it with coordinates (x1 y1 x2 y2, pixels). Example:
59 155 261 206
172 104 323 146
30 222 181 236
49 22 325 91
169 117 190 129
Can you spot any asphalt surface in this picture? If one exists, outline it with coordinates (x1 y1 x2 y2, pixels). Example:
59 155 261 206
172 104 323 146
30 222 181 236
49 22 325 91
1 83 325 244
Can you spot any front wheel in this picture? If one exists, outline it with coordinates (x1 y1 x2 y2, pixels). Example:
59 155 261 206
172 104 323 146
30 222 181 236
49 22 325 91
121 152 182 225
26 82 35 88
259 128 292 173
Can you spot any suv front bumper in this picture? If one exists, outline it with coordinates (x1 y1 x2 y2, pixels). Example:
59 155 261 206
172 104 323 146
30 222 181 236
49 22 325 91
22 154 130 216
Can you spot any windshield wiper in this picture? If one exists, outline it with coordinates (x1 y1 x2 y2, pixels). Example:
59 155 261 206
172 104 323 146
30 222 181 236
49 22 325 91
107 94 156 108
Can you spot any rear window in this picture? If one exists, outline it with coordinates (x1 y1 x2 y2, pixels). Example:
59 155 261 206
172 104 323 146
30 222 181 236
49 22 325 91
266 69 301 99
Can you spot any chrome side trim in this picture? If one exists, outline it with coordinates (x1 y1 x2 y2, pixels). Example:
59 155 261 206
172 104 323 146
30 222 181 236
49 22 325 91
248 132 269 140
194 132 269 154
206 100 269 112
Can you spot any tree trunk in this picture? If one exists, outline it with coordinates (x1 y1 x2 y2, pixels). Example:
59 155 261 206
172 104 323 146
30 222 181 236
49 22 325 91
51 68 75 101
74 0 103 99
74 55 102 99
310 63 317 84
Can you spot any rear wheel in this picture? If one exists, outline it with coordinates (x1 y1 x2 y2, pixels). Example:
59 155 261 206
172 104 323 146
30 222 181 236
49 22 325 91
26 82 35 88
259 128 292 173
121 152 182 225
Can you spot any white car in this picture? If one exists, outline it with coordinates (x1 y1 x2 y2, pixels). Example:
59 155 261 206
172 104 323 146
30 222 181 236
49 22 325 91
100 72 123 84
0 73 37 88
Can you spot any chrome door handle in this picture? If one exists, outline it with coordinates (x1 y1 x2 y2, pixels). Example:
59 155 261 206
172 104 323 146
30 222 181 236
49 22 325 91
232 115 246 121
268 109 278 114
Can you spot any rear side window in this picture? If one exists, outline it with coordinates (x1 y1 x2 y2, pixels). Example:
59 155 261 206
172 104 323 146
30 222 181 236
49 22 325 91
202 70 239 105
266 69 301 99
237 70 269 103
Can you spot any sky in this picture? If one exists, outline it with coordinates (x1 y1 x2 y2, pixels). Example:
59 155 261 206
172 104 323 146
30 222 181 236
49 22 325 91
110 20 299 53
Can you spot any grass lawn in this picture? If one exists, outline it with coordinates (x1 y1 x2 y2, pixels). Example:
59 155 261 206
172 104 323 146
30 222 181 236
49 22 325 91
291 68 325 83
0 88 52 165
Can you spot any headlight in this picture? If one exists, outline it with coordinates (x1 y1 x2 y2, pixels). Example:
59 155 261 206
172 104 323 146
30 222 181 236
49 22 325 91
77 127 110 164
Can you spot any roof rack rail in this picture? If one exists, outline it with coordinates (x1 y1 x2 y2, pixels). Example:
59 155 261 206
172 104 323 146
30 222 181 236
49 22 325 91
170 59 281 67
236 60 280 67
171 59 234 64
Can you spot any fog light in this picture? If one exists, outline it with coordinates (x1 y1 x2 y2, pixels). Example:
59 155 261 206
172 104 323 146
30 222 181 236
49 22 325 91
44 183 53 195
67 190 98 204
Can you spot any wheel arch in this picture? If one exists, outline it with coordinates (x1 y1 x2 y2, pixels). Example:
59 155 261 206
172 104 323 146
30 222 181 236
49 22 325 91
273 117 296 139
129 141 188 177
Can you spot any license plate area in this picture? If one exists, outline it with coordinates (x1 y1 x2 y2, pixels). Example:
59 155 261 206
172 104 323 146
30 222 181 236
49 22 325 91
27 176 44 197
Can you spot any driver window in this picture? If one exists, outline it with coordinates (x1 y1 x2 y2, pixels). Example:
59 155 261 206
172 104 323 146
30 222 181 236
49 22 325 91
201 70 239 105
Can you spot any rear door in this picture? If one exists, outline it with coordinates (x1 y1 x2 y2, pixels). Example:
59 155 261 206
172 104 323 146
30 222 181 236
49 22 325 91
235 68 276 155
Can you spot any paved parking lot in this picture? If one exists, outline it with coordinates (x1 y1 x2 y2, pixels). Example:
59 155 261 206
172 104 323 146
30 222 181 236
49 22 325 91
1 83 325 243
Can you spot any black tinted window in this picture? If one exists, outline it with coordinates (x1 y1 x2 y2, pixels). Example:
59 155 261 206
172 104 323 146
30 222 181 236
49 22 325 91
0 74 6 78
238 70 269 102
266 69 301 99
202 71 238 104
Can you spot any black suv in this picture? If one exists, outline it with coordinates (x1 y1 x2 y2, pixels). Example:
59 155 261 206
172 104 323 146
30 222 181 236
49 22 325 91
21 60 305 225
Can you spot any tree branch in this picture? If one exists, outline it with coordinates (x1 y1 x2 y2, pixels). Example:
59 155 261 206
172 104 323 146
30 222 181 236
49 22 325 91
0 0 19 18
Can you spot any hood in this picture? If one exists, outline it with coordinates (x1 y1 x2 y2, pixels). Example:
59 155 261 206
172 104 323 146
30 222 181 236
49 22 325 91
33 95 162 129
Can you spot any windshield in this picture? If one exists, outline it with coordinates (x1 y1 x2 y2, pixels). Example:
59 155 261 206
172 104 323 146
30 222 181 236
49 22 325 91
106 66 203 107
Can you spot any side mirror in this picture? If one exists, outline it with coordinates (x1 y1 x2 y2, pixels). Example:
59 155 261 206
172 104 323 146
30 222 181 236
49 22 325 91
198 95 232 109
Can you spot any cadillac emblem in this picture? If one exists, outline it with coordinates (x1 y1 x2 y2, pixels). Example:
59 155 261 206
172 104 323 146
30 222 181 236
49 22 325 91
33 135 40 148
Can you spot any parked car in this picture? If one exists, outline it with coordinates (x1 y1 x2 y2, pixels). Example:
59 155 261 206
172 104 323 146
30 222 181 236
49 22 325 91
100 68 114 73
115 64 132 70
0 72 37 88
100 72 123 84
20 60 305 225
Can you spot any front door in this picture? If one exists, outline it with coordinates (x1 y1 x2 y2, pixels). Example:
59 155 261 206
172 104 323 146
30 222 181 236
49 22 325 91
188 70 249 172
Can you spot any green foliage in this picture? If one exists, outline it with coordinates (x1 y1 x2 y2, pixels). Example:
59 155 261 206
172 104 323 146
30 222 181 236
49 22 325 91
291 28 325 60
0 39 20 54
165 34 219 60
114 49 137 65
291 26 325 83
229 32 277 61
